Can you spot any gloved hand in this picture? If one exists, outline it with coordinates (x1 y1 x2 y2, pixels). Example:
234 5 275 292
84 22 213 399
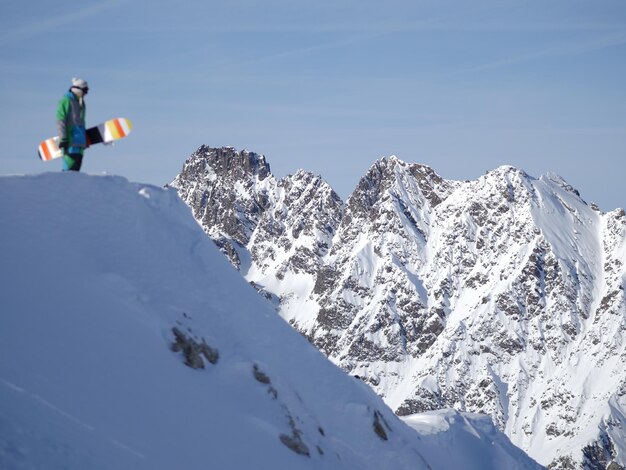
59 139 68 152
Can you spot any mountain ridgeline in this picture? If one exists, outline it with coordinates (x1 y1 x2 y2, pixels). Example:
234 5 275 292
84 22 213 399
170 145 626 470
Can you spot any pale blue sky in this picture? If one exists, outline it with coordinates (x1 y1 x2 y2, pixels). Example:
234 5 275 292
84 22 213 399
1 0 625 210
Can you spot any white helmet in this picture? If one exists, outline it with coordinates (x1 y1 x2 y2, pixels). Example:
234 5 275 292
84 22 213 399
70 77 89 95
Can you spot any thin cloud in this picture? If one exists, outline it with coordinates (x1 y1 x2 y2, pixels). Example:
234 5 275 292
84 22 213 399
76 18 626 34
447 30 626 76
0 0 125 45
228 33 384 69
395 19 626 34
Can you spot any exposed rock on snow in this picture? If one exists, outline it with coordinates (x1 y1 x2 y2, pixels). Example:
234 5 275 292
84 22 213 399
171 326 219 369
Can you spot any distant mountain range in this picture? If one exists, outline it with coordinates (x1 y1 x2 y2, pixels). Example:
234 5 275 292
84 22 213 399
171 145 626 469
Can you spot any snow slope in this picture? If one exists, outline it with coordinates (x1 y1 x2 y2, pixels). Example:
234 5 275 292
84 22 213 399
0 172 541 470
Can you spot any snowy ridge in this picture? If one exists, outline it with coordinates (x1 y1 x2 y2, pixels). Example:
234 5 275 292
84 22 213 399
0 172 543 469
171 146 626 469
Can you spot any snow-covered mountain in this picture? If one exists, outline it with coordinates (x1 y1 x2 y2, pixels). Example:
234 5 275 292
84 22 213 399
0 172 541 469
171 146 626 469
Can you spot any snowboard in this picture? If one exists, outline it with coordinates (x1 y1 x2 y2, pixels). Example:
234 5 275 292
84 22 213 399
38 117 133 161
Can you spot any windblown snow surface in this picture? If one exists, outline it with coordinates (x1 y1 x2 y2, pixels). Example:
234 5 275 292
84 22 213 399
0 173 542 469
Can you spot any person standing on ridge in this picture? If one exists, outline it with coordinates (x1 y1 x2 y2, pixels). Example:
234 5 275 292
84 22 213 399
57 78 89 171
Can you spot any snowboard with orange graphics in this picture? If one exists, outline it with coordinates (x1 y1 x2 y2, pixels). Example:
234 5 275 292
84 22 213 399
38 117 132 161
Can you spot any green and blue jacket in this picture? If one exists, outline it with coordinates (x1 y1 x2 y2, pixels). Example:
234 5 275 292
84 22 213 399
56 91 86 155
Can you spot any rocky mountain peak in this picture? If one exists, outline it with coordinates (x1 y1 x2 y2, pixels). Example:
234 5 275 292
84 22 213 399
338 157 458 257
540 171 583 198
171 147 626 470
169 147 277 267
465 165 538 208
189 145 272 181
348 157 452 215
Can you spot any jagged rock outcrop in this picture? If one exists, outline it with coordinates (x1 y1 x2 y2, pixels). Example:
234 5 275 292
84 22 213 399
170 146 343 281
171 146 626 469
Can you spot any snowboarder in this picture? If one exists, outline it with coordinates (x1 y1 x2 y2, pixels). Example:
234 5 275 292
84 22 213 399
57 78 89 171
